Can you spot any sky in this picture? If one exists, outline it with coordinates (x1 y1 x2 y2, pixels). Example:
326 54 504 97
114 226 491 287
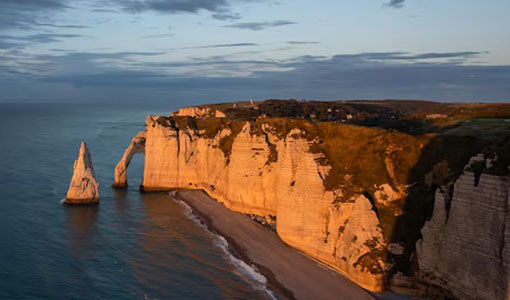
0 0 509 103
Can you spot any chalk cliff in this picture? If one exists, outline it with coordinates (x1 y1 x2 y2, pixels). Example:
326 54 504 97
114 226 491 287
65 142 99 204
115 115 427 291
115 110 510 298
113 131 146 188
416 154 510 300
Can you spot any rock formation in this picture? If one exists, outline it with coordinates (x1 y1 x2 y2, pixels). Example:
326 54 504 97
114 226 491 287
113 131 146 188
65 142 99 204
115 115 420 291
115 108 510 298
416 154 510 300
115 102 510 298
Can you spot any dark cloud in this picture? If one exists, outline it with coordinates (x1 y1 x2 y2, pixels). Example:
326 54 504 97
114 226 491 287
117 0 230 13
50 48 77 52
35 22 89 29
36 51 164 63
195 43 258 49
0 33 81 49
160 42 258 50
385 0 405 8
287 41 320 45
2 50 509 103
225 20 297 30
328 52 484 63
212 11 241 20
5 33 81 42
0 0 69 30
0 0 67 9
114 0 270 24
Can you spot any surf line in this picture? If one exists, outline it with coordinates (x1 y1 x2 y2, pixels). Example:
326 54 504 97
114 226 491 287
168 191 281 300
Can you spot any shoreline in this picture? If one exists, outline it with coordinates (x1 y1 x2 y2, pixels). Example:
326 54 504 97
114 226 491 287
172 189 376 300
173 193 294 300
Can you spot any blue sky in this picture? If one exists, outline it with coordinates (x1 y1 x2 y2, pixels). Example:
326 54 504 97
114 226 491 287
0 0 509 103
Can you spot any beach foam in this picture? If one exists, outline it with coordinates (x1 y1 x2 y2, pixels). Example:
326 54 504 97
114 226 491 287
171 194 277 299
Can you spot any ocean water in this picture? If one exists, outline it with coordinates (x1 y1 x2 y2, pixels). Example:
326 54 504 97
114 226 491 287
0 103 272 300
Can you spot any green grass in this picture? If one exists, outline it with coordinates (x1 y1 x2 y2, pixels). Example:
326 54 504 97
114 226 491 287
462 118 510 126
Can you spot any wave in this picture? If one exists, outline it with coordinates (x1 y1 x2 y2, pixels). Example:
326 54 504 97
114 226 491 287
170 193 277 300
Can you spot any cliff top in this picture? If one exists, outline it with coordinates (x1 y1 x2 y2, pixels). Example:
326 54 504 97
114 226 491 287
173 99 510 135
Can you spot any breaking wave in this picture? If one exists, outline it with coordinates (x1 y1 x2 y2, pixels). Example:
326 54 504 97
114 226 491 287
171 194 278 300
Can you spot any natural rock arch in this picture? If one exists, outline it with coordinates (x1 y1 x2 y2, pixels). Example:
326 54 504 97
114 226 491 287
112 131 146 188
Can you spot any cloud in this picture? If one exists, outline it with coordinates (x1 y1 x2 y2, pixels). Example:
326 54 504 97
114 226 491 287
287 41 320 45
0 0 69 30
212 11 241 20
117 0 230 13
0 0 67 9
160 42 258 50
0 33 82 49
385 0 405 8
225 20 297 30
328 52 484 63
109 0 269 26
2 50 509 103
194 43 258 49
34 22 89 29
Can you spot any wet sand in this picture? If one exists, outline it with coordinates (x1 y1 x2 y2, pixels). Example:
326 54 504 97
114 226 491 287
174 189 376 300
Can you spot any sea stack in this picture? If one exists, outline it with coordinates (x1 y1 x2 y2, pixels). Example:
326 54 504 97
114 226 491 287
65 142 99 204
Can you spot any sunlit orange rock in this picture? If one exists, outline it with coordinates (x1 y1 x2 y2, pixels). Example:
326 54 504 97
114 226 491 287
113 131 146 188
65 142 99 204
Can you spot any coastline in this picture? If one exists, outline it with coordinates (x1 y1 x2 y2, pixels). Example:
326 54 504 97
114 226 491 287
172 189 376 300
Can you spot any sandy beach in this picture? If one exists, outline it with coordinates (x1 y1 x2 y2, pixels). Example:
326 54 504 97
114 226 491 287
173 189 377 300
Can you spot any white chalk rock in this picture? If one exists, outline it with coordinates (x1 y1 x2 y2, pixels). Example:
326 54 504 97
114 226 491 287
65 142 99 204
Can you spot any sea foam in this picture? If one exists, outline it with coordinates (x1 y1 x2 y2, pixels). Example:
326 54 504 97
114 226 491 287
170 193 277 300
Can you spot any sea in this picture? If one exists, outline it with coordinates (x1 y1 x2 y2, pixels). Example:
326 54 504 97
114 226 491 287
0 103 273 300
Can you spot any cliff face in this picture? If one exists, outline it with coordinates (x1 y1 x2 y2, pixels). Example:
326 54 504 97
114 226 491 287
66 142 99 204
116 115 427 291
115 112 510 298
416 154 510 300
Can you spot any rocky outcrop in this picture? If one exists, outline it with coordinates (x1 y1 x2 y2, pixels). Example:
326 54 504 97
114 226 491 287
113 131 146 188
65 142 99 204
416 154 510 300
118 115 416 291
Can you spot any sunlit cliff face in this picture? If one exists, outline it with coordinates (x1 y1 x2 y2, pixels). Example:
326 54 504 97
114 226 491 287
113 101 510 297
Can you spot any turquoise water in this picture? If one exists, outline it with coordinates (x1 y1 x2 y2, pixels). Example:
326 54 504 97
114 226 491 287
0 103 271 300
